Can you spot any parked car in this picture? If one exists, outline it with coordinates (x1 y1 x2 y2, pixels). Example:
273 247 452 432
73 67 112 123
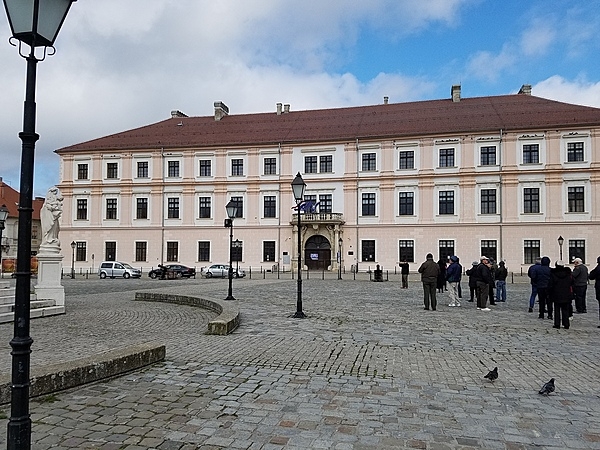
200 264 246 278
98 261 142 279
148 264 196 279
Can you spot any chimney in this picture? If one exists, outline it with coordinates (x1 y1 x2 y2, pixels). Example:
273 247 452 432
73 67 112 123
170 110 188 118
451 84 461 102
214 101 229 121
518 84 532 95
383 96 389 104
276 103 283 115
283 104 290 113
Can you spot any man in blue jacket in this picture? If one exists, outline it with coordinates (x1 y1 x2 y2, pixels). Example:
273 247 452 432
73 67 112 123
533 256 553 319
527 257 541 313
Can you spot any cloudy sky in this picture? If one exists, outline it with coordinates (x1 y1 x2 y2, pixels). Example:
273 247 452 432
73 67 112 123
1 0 600 197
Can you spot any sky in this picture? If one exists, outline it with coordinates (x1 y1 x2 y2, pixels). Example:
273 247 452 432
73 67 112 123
1 0 600 197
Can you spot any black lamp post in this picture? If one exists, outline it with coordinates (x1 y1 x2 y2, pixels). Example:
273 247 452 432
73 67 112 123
3 1 76 447
0 205 9 278
558 235 564 261
291 172 306 318
338 237 343 280
70 240 76 279
233 239 241 276
224 200 238 300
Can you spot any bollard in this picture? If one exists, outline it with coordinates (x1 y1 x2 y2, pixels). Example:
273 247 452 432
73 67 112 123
322 268 325 280
263 270 266 279
249 266 252 279
306 268 309 280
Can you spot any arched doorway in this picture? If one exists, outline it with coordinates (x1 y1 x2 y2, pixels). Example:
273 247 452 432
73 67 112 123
304 235 331 270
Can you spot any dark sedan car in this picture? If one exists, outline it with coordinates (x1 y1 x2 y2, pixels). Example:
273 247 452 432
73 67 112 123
148 264 196 279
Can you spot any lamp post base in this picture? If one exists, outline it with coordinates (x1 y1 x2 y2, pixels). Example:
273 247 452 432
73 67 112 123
224 295 236 301
292 311 306 318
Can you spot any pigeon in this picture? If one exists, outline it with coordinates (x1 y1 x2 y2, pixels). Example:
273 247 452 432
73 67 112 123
484 367 498 382
539 378 555 395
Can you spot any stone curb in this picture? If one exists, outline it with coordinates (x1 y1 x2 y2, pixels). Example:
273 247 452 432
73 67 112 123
0 342 165 405
134 292 240 335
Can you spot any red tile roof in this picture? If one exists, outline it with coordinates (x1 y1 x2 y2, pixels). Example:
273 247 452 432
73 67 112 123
0 182 44 220
56 94 600 153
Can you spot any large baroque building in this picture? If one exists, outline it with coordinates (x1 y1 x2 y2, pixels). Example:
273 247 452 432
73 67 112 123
56 85 600 274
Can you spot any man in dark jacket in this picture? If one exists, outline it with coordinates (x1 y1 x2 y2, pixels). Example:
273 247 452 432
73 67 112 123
548 261 574 329
473 256 493 311
466 261 478 302
495 261 508 302
532 256 553 319
418 253 440 310
572 258 589 313
399 260 410 289
588 256 600 328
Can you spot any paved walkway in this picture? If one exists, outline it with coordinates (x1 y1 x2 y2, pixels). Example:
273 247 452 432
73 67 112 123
0 274 598 449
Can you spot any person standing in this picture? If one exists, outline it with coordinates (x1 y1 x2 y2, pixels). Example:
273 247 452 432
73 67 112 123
437 258 447 293
533 257 553 319
495 261 508 302
527 257 541 313
446 256 462 307
474 256 493 311
418 253 440 311
588 256 600 328
399 260 410 289
572 258 589 313
466 261 479 302
548 260 574 329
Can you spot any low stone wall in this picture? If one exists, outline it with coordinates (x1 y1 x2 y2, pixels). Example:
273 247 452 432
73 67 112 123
133 292 240 335
0 342 165 404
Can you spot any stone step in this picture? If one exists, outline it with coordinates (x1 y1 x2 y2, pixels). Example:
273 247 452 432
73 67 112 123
0 302 65 324
0 299 55 315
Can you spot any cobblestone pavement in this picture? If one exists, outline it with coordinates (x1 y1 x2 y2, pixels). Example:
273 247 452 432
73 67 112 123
0 273 599 449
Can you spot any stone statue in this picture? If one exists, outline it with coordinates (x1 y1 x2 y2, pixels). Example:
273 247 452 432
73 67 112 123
40 186 63 253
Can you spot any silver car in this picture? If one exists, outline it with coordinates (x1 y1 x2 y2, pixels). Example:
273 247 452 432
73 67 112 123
200 264 245 278
98 261 142 279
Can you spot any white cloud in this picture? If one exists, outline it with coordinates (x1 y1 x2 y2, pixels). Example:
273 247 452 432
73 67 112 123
520 21 556 57
466 45 516 82
533 76 600 108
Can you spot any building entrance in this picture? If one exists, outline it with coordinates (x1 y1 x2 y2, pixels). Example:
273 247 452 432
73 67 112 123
304 235 331 270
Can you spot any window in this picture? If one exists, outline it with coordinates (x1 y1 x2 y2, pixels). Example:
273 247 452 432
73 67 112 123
106 198 117 220
105 241 116 261
568 186 584 213
480 146 496 166
136 198 148 220
264 196 276 218
263 241 275 262
567 142 584 162
31 225 38 240
523 188 540 213
231 196 243 218
304 156 317 173
439 191 454 215
198 241 210 262
167 198 180 219
439 148 454 167
568 239 585 263
319 155 333 173
198 197 211 218
399 192 414 216
362 193 376 216
75 242 86 261
232 241 243 263
438 240 454 261
481 240 497 262
361 240 375 262
362 153 376 171
398 240 414 262
135 242 147 262
481 189 497 214
77 163 88 180
398 151 414 170
106 162 118 179
523 144 539 164
231 159 244 176
318 194 332 213
166 242 178 262
524 240 540 264
167 161 180 177
76 199 88 220
199 160 212 177
264 157 277 175
137 161 148 178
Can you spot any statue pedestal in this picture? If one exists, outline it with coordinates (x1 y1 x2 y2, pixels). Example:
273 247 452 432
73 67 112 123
34 253 65 306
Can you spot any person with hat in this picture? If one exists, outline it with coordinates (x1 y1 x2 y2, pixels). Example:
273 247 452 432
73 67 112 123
587 256 600 328
495 261 508 302
572 258 588 313
473 256 493 311
418 253 440 310
548 260 574 329
446 255 462 307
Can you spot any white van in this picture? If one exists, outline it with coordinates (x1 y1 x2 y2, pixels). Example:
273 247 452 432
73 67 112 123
98 261 142 279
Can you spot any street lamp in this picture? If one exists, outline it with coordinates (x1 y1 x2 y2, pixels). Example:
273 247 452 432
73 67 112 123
233 239 242 276
0 205 9 277
3 0 77 447
291 172 306 318
224 200 238 300
558 235 564 261
338 237 343 280
70 240 76 279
